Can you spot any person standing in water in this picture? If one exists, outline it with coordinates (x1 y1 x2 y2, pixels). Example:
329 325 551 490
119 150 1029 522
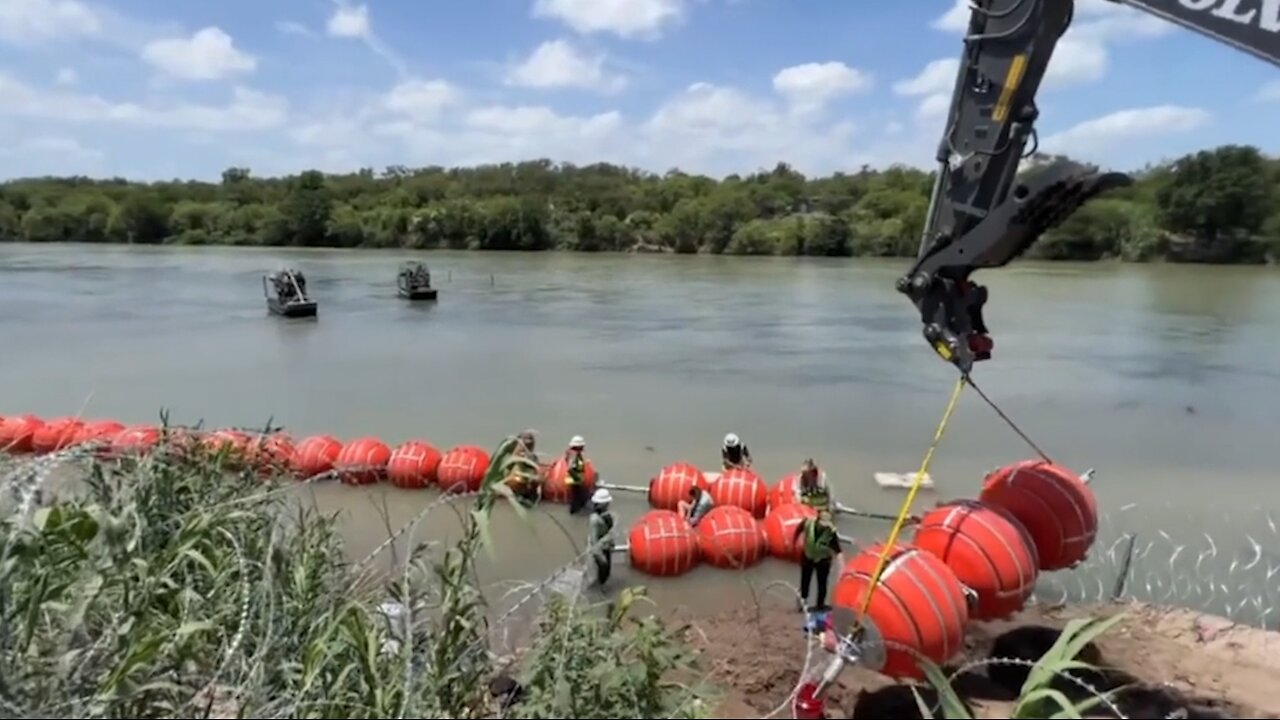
791 511 844 612
564 435 591 514
793 459 832 512
587 488 616 587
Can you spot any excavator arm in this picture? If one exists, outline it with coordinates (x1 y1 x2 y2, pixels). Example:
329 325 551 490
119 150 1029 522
900 0 1280 373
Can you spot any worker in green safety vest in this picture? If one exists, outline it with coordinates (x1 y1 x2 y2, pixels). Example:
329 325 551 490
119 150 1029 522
564 435 591 515
792 459 832 512
791 511 845 613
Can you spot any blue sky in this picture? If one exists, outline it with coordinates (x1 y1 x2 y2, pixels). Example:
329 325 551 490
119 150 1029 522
0 0 1276 181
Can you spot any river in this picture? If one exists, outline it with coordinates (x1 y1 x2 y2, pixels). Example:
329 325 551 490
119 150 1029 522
3 244 1279 629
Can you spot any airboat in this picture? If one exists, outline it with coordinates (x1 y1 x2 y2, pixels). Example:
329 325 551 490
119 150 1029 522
263 268 317 318
396 261 438 301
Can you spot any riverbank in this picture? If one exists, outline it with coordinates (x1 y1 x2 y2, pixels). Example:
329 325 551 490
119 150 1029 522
2 144 1277 262
684 599 1280 718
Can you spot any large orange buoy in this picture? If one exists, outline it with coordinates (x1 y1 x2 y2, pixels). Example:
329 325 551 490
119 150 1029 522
31 417 84 454
334 437 392 485
542 456 598 503
762 502 818 562
979 459 1098 571
709 467 769 518
437 445 491 494
244 433 295 475
648 462 709 511
0 415 45 453
205 429 253 456
769 473 801 510
292 435 343 478
74 420 125 449
831 543 970 680
695 505 766 569
112 425 161 455
628 509 700 577
913 500 1039 620
387 440 442 489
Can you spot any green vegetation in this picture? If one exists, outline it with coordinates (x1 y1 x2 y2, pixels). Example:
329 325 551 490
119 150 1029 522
1 144 1278 263
0 433 712 718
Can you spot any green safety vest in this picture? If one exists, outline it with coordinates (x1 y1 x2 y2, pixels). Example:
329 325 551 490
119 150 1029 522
800 482 831 510
804 520 836 561
566 454 586 485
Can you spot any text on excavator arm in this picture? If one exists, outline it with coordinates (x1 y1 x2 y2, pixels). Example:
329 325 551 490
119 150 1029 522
899 0 1280 373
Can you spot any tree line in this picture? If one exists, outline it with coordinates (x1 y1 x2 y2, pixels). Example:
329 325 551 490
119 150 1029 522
1 144 1277 263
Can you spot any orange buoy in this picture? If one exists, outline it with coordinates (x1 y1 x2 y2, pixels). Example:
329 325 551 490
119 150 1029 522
244 433 295 474
0 415 45 453
762 502 818 562
112 425 161 455
628 509 700 577
648 462 709 511
695 505 766 569
542 456 598 503
831 542 969 680
334 437 392 485
387 440 443 489
709 467 769 519
205 429 252 456
74 420 125 448
979 460 1098 571
292 435 343 478
913 500 1039 620
31 417 84 454
770 473 801 510
437 445 491 494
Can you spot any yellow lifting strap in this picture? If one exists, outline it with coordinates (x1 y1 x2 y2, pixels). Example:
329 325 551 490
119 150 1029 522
858 374 967 616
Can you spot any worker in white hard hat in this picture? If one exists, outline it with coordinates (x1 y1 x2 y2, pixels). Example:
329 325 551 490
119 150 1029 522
721 432 752 471
564 435 591 514
587 487 616 587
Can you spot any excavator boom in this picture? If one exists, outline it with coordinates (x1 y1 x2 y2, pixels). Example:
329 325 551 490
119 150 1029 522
900 0 1280 373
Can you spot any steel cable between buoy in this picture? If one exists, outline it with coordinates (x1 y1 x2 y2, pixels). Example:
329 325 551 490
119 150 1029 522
964 373 1053 463
858 375 967 618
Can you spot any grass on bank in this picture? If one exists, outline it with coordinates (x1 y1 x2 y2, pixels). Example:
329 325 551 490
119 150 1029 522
0 429 1119 719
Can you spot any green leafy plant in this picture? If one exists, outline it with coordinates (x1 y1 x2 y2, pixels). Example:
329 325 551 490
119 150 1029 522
0 428 710 719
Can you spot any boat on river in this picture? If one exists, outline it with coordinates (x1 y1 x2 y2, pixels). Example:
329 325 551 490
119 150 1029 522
396 261 438 300
263 268 317 318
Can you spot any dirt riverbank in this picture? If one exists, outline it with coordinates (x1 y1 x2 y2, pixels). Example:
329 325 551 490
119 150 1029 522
671 599 1280 719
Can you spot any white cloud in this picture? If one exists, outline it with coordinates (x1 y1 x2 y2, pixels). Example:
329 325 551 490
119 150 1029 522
893 58 958 127
771 61 872 113
382 79 461 117
324 1 408 78
326 2 369 38
1254 80 1280 102
0 72 288 132
0 0 99 45
506 39 627 93
532 0 687 39
1040 105 1210 157
141 27 257 82
276 20 316 38
2 134 102 160
54 67 77 85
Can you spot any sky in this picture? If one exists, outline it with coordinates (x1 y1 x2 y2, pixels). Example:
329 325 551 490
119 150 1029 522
0 0 1277 181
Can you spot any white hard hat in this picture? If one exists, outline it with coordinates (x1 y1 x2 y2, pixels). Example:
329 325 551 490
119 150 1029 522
591 488 612 505
569 435 585 448
723 433 740 448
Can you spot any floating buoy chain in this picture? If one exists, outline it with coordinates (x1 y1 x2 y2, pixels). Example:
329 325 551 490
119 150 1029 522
964 373 1053 464
859 375 968 616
